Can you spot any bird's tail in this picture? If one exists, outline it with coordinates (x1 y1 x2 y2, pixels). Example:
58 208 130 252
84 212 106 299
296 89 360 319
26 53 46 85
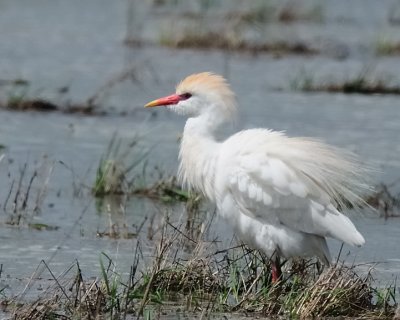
325 209 365 247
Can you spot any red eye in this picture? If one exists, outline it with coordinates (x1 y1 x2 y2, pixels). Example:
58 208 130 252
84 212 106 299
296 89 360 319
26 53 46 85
179 93 192 100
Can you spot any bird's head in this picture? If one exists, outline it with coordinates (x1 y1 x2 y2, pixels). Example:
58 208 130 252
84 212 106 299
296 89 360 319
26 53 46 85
145 72 237 121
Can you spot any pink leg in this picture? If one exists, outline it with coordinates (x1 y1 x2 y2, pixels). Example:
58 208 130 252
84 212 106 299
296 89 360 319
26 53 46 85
271 255 281 283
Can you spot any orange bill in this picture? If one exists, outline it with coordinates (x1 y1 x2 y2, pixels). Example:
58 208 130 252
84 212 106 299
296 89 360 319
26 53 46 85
144 94 182 108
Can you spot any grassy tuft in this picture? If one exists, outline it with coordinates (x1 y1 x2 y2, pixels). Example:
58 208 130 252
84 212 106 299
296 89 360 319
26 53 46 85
93 133 152 197
159 29 317 55
294 264 372 317
366 182 400 218
133 175 199 203
3 159 54 227
276 2 324 23
376 38 400 56
290 69 400 95
93 135 199 204
0 68 140 116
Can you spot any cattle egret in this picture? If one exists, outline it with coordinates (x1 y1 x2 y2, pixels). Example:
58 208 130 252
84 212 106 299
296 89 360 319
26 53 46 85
145 72 370 281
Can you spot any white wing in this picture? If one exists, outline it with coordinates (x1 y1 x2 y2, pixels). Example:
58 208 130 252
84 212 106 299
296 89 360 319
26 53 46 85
219 129 368 246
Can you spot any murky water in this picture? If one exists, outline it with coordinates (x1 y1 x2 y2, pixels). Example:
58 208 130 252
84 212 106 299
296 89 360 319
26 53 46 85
0 0 399 308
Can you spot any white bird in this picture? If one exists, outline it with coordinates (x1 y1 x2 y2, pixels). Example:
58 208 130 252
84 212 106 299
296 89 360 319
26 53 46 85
145 72 370 281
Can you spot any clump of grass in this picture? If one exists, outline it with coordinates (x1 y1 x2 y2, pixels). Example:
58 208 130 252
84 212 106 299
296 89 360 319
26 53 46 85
8 260 113 319
291 69 400 95
294 264 372 317
3 159 55 228
93 135 198 204
289 68 316 91
93 133 152 197
1 96 100 115
0 69 140 116
134 175 198 203
6 99 58 112
94 158 127 196
376 38 400 56
226 2 324 25
159 28 318 55
0 80 59 112
326 78 400 95
276 2 324 23
225 3 275 25
366 181 400 219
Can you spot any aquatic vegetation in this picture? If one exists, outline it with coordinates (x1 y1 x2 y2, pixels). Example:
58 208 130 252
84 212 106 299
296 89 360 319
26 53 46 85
92 133 152 197
366 182 400 218
127 0 323 55
94 195 144 240
0 77 99 115
159 28 318 55
375 38 400 56
133 175 199 203
7 99 58 112
28 223 60 231
0 71 138 116
3 80 30 108
4 220 397 319
93 134 199 204
289 68 316 91
227 1 324 25
0 80 59 112
276 2 324 23
2 158 54 227
290 68 400 95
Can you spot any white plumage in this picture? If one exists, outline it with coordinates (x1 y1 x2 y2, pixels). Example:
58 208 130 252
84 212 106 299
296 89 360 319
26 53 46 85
145 72 370 273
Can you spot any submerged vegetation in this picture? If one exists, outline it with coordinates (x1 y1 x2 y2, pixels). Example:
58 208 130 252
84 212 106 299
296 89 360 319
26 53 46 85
3 220 397 319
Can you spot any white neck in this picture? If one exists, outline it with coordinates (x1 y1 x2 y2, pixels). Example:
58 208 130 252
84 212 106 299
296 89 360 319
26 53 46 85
178 113 222 201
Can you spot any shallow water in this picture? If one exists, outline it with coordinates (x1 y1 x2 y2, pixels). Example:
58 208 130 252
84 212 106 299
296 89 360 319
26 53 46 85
0 0 399 309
